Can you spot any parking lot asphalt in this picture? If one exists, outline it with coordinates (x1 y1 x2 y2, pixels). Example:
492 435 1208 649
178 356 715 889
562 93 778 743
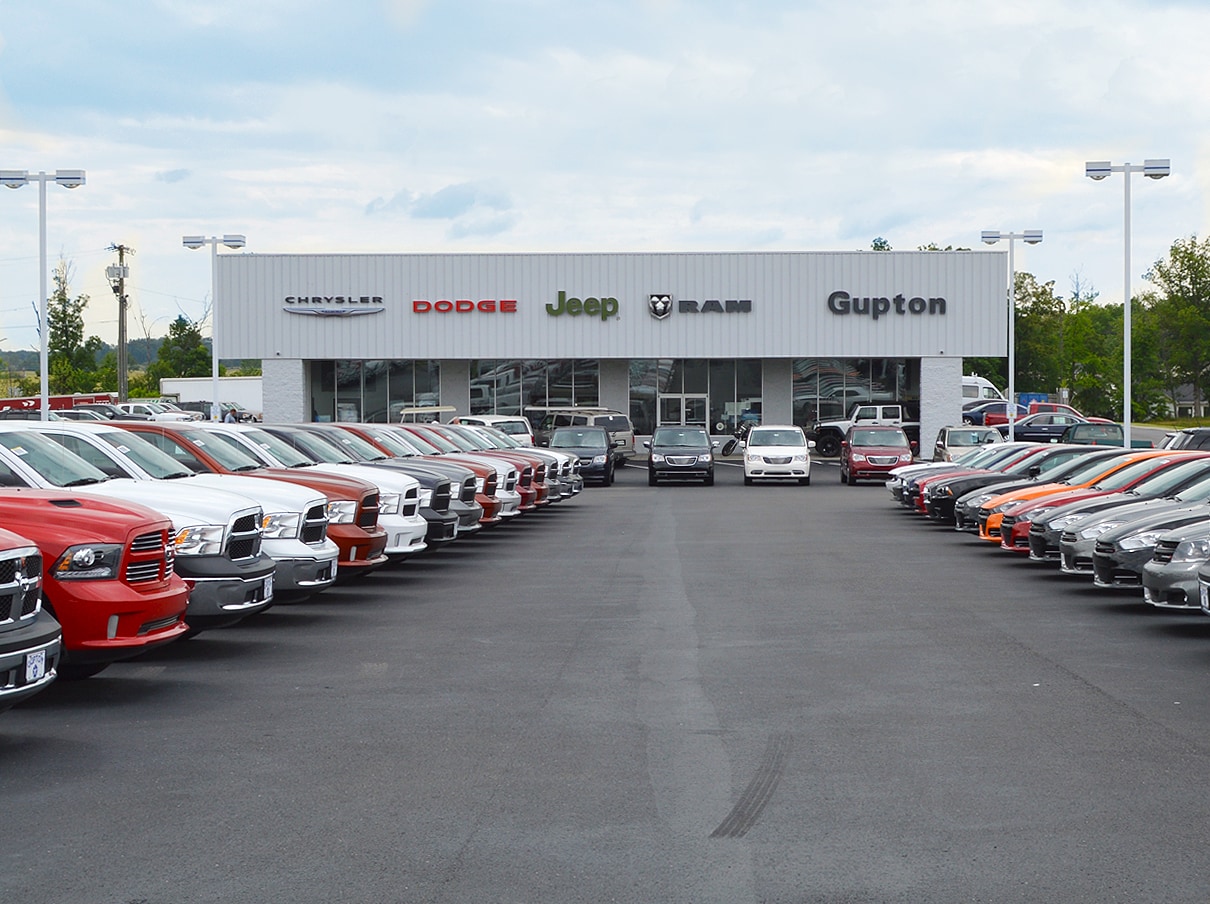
5 458 1210 903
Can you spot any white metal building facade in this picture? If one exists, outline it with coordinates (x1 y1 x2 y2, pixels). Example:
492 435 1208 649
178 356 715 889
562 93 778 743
218 250 1007 447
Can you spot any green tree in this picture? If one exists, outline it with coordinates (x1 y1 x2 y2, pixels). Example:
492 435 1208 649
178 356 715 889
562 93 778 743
45 260 103 393
1144 235 1210 414
145 316 212 385
870 237 892 251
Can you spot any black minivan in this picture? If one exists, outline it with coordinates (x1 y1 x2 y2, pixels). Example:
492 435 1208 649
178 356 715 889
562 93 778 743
548 426 616 486
645 426 716 486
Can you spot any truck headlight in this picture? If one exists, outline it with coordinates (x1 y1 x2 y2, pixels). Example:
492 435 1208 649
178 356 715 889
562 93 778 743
419 489 433 508
1172 538 1210 563
1079 520 1125 540
650 454 665 463
592 454 608 465
1049 513 1087 531
261 511 301 539
1120 530 1166 551
326 500 357 524
53 543 122 580
174 524 226 556
378 492 401 516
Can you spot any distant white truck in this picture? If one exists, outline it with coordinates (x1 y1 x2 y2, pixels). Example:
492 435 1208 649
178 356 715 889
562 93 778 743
159 376 263 420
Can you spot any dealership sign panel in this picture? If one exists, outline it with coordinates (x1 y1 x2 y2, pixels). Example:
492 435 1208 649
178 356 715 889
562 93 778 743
218 251 1007 360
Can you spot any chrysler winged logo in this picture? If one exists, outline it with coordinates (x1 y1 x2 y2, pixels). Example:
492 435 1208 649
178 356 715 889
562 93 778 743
649 294 672 320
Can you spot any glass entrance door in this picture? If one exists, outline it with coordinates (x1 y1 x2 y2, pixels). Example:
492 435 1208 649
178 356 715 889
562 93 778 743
658 394 709 427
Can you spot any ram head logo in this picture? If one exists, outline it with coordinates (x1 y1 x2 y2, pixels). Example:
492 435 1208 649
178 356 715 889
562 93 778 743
648 294 672 320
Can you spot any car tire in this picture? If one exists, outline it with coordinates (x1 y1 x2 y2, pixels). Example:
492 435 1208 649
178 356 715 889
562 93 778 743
816 433 841 458
962 417 973 425
840 469 847 484
648 470 657 487
744 475 753 486
704 471 714 486
800 476 810 486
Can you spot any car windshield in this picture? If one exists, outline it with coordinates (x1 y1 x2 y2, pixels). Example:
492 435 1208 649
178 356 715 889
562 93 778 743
550 428 607 449
748 429 805 446
239 428 315 468
851 430 908 447
493 420 531 436
1125 458 1210 496
0 430 109 486
1174 473 1210 502
96 430 193 479
948 429 997 446
594 416 630 432
186 430 265 471
318 428 390 461
281 430 354 464
1091 457 1179 491
363 427 422 457
397 428 447 455
652 428 709 448
1047 451 1128 484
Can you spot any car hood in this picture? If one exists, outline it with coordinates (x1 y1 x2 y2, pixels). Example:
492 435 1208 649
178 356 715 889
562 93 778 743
79 479 259 527
179 473 326 514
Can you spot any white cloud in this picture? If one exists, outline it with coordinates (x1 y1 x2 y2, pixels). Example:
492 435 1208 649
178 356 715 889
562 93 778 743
0 0 1204 351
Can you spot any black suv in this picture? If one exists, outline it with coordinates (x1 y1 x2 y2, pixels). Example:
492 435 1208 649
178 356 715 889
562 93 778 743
548 426 616 486
645 426 716 486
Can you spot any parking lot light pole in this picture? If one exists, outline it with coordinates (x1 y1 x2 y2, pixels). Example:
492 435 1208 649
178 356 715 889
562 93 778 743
1085 159 1170 448
183 234 246 421
981 229 1043 442
0 169 86 419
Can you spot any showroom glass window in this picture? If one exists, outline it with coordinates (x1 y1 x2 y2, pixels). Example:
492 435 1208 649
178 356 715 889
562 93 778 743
308 360 440 422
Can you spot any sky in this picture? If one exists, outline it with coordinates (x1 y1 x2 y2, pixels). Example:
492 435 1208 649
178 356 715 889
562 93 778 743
0 0 1206 357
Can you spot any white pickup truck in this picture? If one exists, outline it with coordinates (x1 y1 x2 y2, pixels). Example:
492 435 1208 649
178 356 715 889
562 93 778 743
811 403 915 458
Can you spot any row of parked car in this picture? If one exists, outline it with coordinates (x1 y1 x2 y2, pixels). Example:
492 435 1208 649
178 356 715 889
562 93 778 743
884 427 1210 617
0 417 591 711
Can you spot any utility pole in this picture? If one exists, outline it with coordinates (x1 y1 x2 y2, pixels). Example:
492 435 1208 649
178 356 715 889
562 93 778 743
106 244 134 402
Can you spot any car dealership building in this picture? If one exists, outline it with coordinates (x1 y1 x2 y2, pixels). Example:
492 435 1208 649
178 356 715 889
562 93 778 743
218 250 1007 447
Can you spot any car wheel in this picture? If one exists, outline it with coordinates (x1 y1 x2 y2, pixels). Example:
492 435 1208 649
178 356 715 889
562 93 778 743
962 417 974 425
840 469 848 484
744 475 753 486
704 471 714 486
816 433 841 458
800 476 810 486
648 470 657 487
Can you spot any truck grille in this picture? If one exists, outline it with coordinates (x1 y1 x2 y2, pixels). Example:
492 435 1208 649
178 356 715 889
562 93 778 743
484 474 498 497
227 513 262 561
430 481 451 513
518 467 532 488
402 487 419 518
1152 539 1179 565
125 529 173 584
300 503 328 544
0 548 41 622
357 493 380 528
460 477 476 504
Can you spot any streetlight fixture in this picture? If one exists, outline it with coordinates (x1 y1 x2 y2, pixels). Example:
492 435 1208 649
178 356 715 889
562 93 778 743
0 169 86 419
1085 158 1171 447
981 228 1043 442
182 233 246 420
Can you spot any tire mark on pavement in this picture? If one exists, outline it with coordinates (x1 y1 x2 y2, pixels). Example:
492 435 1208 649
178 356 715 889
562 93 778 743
710 732 792 838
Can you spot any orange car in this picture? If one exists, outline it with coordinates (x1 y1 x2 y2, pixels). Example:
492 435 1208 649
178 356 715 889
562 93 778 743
975 449 1175 543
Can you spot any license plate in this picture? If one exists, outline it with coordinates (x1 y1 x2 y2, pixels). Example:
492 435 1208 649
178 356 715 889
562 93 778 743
264 574 274 600
25 649 46 683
